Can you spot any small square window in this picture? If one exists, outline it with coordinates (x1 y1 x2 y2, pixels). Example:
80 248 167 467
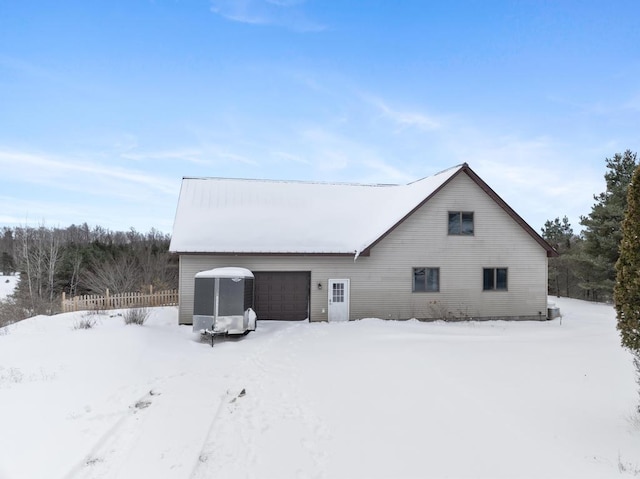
483 268 507 291
448 211 474 235
413 267 439 292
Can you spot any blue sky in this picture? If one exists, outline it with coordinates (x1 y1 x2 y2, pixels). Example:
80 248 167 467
1 1 638 234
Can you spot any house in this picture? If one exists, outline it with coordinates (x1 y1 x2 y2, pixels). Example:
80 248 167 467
169 163 557 324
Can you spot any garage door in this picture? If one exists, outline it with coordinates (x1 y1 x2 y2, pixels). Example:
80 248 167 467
254 272 310 320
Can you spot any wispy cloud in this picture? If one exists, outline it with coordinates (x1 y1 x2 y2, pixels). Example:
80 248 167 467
359 159 414 184
0 54 109 95
217 151 258 166
362 95 441 132
547 90 640 118
294 127 417 184
121 145 258 166
270 150 311 165
623 92 640 111
0 149 176 195
0 55 63 83
112 134 139 153
299 128 359 172
442 133 605 231
210 0 325 32
0 197 98 228
0 148 181 231
121 148 209 164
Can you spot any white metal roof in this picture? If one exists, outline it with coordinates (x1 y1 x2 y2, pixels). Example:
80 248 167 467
169 164 464 255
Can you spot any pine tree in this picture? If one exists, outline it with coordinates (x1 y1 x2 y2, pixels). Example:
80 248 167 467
1 252 14 275
580 150 638 300
614 163 640 413
541 216 576 297
614 164 640 352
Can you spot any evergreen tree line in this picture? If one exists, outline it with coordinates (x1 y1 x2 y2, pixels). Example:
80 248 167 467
0 223 178 322
543 149 640 411
542 150 638 303
613 159 640 412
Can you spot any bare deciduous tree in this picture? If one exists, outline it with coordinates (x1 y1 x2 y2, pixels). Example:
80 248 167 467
80 256 143 294
13 225 62 314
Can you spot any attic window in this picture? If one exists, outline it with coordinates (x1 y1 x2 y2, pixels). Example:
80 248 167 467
448 211 474 235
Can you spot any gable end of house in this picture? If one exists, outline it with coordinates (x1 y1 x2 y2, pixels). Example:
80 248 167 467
361 164 558 258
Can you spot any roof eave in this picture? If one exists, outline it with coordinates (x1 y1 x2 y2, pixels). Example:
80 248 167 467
170 250 370 257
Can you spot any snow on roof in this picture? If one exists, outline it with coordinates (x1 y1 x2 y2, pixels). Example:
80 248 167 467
195 267 254 279
169 164 464 255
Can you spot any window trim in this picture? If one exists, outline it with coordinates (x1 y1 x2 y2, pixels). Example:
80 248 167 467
448 211 474 236
412 267 440 293
483 267 508 291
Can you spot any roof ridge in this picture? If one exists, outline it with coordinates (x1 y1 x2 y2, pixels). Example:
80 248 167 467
181 176 399 188
183 164 466 188
406 163 466 185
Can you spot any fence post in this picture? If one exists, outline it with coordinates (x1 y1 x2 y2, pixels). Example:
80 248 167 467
61 292 66 312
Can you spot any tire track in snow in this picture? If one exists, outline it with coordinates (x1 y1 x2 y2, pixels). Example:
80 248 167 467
63 322 331 479
61 388 161 479
64 372 228 479
190 322 333 479
189 323 301 479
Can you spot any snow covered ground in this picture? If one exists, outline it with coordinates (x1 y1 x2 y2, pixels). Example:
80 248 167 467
0 274 18 300
0 297 638 479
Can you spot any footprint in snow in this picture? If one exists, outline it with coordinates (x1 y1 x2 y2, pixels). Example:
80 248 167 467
132 389 161 410
229 388 246 403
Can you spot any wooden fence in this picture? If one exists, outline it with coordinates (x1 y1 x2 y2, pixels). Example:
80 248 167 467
61 288 179 313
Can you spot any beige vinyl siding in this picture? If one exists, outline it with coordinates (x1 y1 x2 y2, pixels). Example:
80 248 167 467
177 172 548 324
371 172 548 321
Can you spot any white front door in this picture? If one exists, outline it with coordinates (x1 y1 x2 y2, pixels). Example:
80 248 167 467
328 279 350 322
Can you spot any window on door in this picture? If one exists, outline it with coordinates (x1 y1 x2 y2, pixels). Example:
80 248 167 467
483 268 508 291
332 282 345 302
413 267 440 292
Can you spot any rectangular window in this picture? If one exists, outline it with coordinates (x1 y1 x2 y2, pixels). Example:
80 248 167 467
483 268 508 291
448 211 474 235
413 267 439 292
483 268 494 290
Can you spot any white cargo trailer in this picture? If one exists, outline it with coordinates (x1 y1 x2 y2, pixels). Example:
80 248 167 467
193 267 256 339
